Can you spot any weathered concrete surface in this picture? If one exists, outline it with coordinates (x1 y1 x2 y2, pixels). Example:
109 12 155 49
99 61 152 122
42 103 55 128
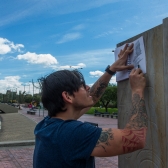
117 17 168 168
163 17 168 168
0 113 36 142
0 103 18 113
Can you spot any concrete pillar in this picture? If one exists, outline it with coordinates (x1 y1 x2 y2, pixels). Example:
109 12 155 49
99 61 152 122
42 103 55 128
117 17 168 168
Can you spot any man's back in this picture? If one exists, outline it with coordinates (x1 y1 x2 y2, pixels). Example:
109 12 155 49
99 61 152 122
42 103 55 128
33 116 101 168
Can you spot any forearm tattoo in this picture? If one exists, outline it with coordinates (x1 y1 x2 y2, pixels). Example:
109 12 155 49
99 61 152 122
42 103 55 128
90 79 108 102
121 93 148 153
96 128 114 152
126 93 148 129
121 128 147 153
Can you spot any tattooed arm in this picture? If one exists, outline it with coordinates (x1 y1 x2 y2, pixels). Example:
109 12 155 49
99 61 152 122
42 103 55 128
91 68 148 157
89 43 134 104
79 44 134 117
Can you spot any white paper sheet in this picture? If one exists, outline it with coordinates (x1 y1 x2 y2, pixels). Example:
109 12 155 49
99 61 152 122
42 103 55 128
114 36 146 82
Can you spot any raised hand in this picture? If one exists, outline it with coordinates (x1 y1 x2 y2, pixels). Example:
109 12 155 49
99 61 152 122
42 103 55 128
110 43 134 72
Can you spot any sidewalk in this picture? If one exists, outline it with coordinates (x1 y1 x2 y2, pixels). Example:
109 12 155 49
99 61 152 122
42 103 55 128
0 108 118 168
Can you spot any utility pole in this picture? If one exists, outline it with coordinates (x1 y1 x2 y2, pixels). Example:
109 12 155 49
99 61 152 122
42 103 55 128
22 84 29 93
31 79 41 99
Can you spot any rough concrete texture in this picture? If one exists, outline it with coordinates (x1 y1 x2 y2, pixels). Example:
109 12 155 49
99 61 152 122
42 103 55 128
0 113 36 142
117 17 168 168
0 103 18 113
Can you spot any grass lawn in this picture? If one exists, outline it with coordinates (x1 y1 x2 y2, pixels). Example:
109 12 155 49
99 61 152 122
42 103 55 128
86 107 118 115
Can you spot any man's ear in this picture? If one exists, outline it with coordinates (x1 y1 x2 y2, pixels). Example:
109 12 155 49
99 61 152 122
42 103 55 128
62 91 73 103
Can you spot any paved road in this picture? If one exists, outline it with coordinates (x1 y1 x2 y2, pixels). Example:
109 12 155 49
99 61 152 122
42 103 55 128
0 107 118 168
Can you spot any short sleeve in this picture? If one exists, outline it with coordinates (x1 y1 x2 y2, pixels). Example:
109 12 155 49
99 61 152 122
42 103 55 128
58 120 102 161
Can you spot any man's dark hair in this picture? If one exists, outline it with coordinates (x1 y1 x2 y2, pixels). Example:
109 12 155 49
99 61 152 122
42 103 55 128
40 70 86 117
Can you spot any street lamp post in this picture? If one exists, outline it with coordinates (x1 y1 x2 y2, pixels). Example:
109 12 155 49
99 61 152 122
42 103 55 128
30 80 34 98
29 84 30 93
31 79 41 101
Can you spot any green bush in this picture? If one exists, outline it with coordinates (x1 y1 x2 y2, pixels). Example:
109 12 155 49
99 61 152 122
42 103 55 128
86 107 118 114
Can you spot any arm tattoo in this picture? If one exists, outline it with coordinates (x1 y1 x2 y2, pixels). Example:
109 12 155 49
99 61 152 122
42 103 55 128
96 128 114 152
126 93 148 129
121 128 147 153
122 93 148 153
90 79 108 102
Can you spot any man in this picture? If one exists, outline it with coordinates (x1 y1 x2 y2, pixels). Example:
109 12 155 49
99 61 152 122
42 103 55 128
33 43 148 168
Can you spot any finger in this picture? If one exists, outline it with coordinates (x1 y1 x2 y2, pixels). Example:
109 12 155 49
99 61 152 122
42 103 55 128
120 65 134 70
139 72 145 77
139 71 145 77
123 43 133 52
130 68 136 75
126 65 134 70
122 47 133 58
134 68 142 74
119 49 124 56
118 49 122 58
128 43 134 50
123 44 129 52
127 48 133 54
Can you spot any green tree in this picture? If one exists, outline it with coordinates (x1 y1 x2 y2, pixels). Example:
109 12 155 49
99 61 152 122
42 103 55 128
24 94 33 103
99 84 117 112
18 91 26 104
33 94 41 106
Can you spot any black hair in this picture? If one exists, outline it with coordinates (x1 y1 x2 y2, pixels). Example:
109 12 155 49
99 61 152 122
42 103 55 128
40 69 86 117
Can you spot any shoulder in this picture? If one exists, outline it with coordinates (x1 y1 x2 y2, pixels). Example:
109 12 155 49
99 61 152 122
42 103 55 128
57 120 102 143
61 120 102 134
59 121 102 160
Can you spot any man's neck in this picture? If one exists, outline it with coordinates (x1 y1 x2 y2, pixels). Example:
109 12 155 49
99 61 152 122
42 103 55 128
53 109 81 120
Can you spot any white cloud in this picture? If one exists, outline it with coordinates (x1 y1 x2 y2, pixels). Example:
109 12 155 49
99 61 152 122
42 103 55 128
88 75 116 87
88 83 94 87
110 76 117 84
89 70 116 85
16 52 58 67
57 33 82 44
59 63 86 70
0 76 21 93
0 38 24 55
90 70 104 77
0 76 41 94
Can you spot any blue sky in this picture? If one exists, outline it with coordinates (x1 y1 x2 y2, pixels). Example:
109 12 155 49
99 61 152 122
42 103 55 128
0 0 168 94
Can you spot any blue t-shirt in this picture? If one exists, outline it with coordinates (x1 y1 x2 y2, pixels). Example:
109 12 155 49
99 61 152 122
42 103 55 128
33 116 102 168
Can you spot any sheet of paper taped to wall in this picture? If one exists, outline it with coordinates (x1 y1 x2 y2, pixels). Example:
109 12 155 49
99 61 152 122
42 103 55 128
114 36 146 82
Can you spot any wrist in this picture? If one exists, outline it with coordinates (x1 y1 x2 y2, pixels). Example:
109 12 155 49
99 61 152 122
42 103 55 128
105 65 116 75
132 89 144 97
109 65 116 72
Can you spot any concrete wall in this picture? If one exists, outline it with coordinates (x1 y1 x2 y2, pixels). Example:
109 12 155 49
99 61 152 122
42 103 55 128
117 17 168 168
0 103 18 113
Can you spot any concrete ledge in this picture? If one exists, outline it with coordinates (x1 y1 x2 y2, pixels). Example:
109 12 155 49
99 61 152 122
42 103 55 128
0 140 35 147
0 103 18 113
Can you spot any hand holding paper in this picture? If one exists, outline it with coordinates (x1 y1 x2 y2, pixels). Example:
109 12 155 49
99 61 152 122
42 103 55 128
110 43 134 72
114 36 146 82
